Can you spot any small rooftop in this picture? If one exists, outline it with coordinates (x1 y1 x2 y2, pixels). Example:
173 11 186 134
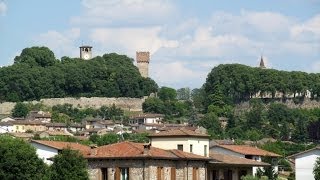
31 140 90 155
210 152 270 167
212 145 281 157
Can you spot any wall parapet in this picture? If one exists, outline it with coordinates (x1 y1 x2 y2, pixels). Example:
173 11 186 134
0 97 145 115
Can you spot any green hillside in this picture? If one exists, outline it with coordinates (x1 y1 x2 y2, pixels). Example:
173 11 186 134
0 47 158 102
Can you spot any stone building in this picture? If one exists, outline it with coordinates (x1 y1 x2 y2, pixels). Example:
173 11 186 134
86 141 209 180
136 51 150 78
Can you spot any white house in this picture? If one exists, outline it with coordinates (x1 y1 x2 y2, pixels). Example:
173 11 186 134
0 122 14 133
148 128 210 157
129 113 164 130
288 147 320 180
210 145 281 175
30 140 90 165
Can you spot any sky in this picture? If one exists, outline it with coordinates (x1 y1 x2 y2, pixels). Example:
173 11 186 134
0 0 319 89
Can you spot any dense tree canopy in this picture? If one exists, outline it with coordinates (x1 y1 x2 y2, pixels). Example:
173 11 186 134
0 135 48 180
204 64 319 104
0 47 158 102
49 148 89 180
11 102 29 118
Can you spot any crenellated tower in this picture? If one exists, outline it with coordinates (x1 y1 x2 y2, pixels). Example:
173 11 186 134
136 51 150 78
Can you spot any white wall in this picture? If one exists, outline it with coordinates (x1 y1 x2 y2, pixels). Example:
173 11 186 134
31 142 58 165
295 149 320 180
150 137 209 157
0 125 14 133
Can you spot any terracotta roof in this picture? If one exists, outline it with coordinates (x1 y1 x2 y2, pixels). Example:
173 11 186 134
148 128 209 138
46 123 67 127
40 130 74 136
209 152 270 167
213 145 281 157
287 146 320 159
86 141 209 161
13 120 45 125
31 140 90 155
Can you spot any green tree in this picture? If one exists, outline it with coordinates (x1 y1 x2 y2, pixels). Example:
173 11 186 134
0 135 48 180
314 157 320 180
14 46 56 67
177 87 191 100
94 133 119 146
49 148 89 180
11 102 29 118
198 112 223 138
158 87 177 101
191 88 205 111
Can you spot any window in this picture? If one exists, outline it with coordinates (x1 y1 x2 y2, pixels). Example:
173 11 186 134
204 145 207 157
171 167 176 180
115 167 129 180
101 168 108 180
157 167 164 180
192 167 199 180
177 144 183 151
190 144 193 153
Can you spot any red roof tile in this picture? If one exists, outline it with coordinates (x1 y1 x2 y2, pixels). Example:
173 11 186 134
214 145 281 157
86 141 209 161
148 128 209 138
209 152 270 167
31 140 90 155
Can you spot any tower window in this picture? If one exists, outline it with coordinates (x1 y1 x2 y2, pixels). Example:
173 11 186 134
85 48 88 52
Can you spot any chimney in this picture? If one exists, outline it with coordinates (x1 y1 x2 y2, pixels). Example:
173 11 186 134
90 144 98 156
143 143 151 155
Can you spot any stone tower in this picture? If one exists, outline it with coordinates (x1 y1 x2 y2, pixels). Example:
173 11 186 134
136 51 150 78
259 56 266 69
79 46 93 60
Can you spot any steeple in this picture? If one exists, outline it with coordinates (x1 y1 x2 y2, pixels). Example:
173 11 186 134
259 56 266 69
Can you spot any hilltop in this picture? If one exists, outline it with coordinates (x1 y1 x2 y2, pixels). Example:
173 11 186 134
0 47 158 102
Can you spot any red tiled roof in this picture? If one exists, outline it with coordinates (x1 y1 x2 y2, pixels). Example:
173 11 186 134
148 128 209 138
214 145 281 157
86 141 209 161
209 152 270 167
31 140 90 155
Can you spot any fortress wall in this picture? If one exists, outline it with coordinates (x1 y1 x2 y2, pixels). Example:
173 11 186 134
234 98 320 115
0 97 145 115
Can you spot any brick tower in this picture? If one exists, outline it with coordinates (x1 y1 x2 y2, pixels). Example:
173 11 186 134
136 51 150 78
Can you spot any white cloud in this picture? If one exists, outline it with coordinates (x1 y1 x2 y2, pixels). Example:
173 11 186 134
90 27 178 57
291 14 320 39
0 2 7 16
71 0 175 26
151 61 209 88
34 28 81 58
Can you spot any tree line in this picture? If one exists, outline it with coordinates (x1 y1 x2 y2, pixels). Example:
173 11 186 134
204 64 320 104
0 46 158 102
0 135 89 180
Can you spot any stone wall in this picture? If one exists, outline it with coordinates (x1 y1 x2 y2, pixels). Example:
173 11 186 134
235 98 320 115
0 97 145 115
87 159 206 180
